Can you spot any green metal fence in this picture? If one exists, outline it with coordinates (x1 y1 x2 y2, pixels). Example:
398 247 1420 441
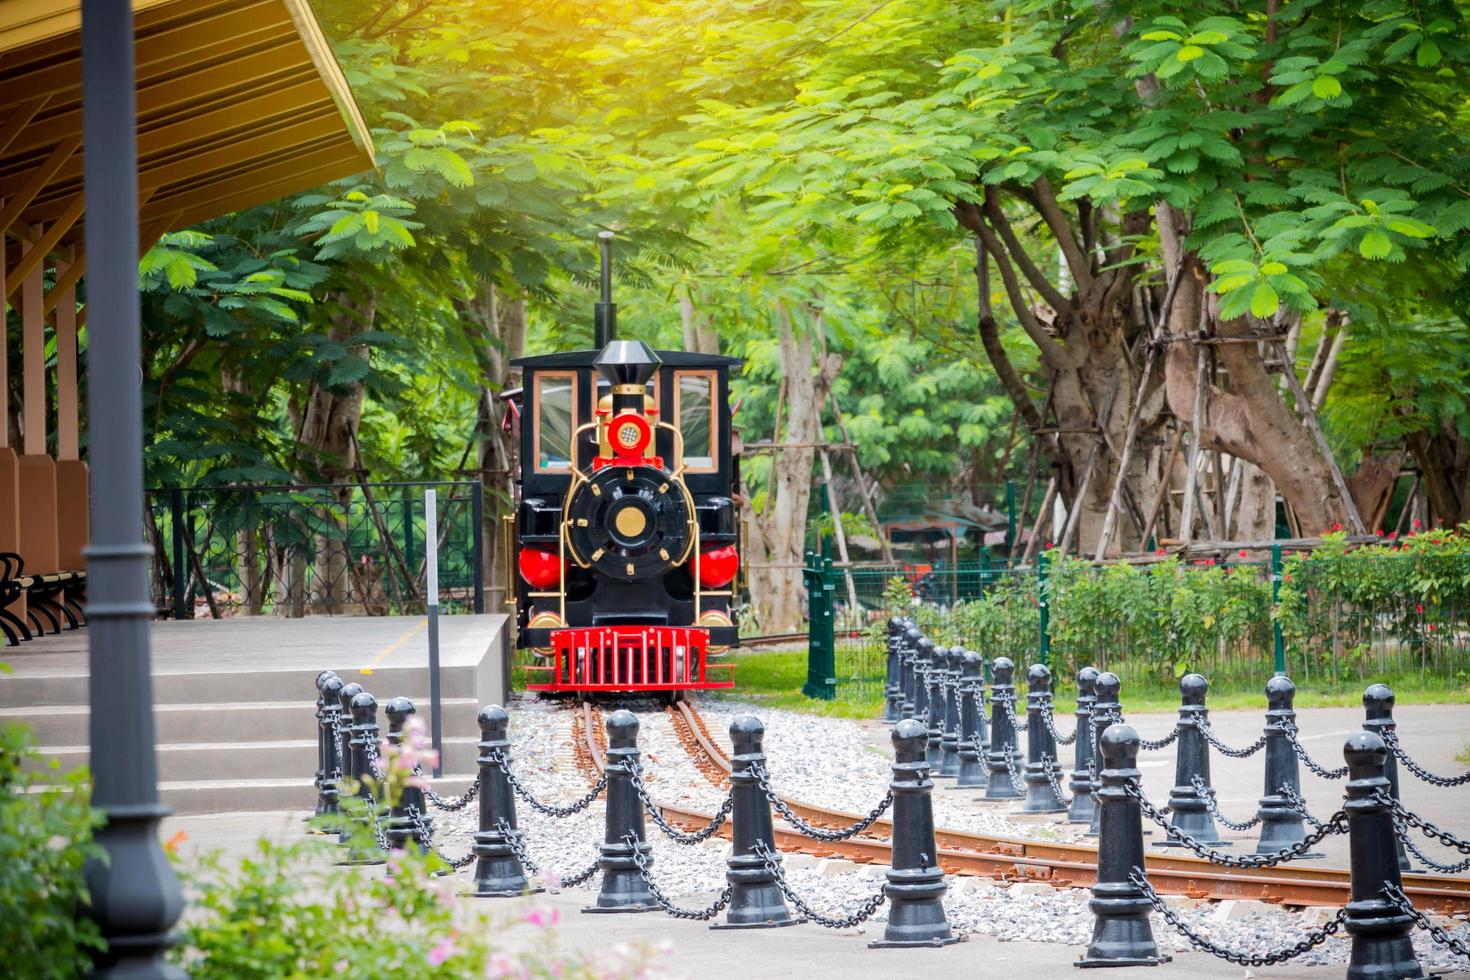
806 546 1470 704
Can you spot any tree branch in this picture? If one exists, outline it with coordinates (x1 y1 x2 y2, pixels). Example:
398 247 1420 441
970 238 1047 439
1030 176 1095 291
983 186 1072 315
956 201 1070 368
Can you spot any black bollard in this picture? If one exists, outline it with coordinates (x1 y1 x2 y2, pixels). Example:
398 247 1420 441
1076 722 1169 967
1068 666 1100 824
385 697 430 856
470 705 541 897
912 637 934 760
983 656 1023 800
1342 730 1424 980
938 647 962 779
952 650 989 789
1363 684 1413 873
1023 664 1067 813
334 681 364 846
925 644 946 768
713 714 800 929
312 670 338 822
1253 676 1317 856
1156 674 1224 848
869 718 962 948
1086 672 1121 837
315 673 345 831
900 625 923 720
883 617 904 723
587 710 657 913
339 691 387 865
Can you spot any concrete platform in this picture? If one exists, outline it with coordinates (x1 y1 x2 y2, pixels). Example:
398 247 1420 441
0 614 506 813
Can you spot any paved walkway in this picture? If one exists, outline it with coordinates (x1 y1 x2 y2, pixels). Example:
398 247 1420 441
166 810 1470 980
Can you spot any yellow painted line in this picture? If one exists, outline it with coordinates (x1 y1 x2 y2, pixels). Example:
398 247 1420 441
360 618 427 675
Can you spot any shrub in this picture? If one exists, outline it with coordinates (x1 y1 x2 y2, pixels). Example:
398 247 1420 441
0 721 104 979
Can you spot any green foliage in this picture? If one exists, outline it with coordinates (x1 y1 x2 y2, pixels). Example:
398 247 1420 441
0 722 103 979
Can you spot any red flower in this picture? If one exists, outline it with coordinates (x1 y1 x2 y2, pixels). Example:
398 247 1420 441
1284 574 1292 581
1205 558 1216 566
1416 604 1424 614
1155 548 1166 555
1046 540 1054 548
1389 531 1398 540
1414 518 1423 529
1375 528 1384 537
1331 522 1343 532
1238 549 1248 557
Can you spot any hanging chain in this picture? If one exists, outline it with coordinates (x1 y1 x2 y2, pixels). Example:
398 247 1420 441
1383 884 1470 959
495 817 540 874
489 749 607 818
414 766 482 812
996 692 1024 732
1196 718 1266 759
1277 784 1327 831
1280 722 1348 779
1043 754 1071 805
1039 700 1077 745
1375 790 1470 855
753 763 893 841
1131 870 1346 966
1393 811 1470 874
625 833 733 920
405 805 476 869
752 841 888 930
1139 726 1180 752
629 761 734 844
1128 782 1346 867
1191 775 1260 832
1383 729 1470 788
331 721 347 780
1001 742 1026 793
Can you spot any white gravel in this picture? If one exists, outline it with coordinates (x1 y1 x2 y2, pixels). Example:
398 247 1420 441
417 694 1470 970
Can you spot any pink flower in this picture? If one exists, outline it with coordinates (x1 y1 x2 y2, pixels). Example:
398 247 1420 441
427 936 457 967
485 953 527 979
524 905 560 929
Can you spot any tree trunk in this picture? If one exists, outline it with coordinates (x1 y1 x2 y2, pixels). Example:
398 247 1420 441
290 290 375 616
459 282 526 615
746 304 838 632
680 286 720 355
1405 422 1469 528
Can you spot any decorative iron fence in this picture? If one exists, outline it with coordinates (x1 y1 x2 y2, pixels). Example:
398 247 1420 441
807 544 1470 703
145 482 483 618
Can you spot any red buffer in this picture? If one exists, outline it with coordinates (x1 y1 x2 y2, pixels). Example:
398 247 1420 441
524 626 736 692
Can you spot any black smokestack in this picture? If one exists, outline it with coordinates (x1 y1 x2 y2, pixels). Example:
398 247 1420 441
594 230 616 348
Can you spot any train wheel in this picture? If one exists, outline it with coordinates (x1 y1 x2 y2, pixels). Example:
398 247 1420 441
664 688 687 706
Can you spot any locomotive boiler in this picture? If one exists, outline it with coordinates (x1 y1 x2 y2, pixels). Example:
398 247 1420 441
509 233 741 698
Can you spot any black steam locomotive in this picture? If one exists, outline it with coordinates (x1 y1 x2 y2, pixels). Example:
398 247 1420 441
509 234 740 696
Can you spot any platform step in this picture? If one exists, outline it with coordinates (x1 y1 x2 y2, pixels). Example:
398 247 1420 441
29 736 482 782
0 697 483 746
158 775 475 815
0 662 482 709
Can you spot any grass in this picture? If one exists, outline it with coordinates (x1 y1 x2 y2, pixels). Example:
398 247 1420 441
712 649 1470 719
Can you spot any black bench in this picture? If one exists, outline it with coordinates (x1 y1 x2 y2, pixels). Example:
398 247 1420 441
0 553 86 645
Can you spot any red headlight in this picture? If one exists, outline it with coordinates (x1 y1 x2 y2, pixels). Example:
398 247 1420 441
696 545 738 588
518 547 564 588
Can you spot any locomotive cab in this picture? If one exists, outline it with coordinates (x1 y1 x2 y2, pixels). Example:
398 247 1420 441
511 234 741 695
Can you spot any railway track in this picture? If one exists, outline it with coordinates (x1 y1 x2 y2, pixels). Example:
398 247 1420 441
570 700 1470 915
737 632 808 648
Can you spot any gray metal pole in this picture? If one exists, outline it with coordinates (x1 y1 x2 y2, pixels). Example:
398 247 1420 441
81 2 185 975
426 488 443 777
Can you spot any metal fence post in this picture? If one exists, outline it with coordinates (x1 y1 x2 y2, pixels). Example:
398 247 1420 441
1005 479 1016 554
1038 551 1051 667
1271 544 1285 675
169 488 187 620
402 486 416 593
470 483 486 614
802 556 836 701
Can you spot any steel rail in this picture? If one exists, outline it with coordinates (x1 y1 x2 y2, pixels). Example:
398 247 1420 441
648 701 1470 915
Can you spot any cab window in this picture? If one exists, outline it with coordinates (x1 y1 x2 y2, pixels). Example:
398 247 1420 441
676 371 716 472
534 372 577 471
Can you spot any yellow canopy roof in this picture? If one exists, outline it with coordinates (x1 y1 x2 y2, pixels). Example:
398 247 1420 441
0 0 374 250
